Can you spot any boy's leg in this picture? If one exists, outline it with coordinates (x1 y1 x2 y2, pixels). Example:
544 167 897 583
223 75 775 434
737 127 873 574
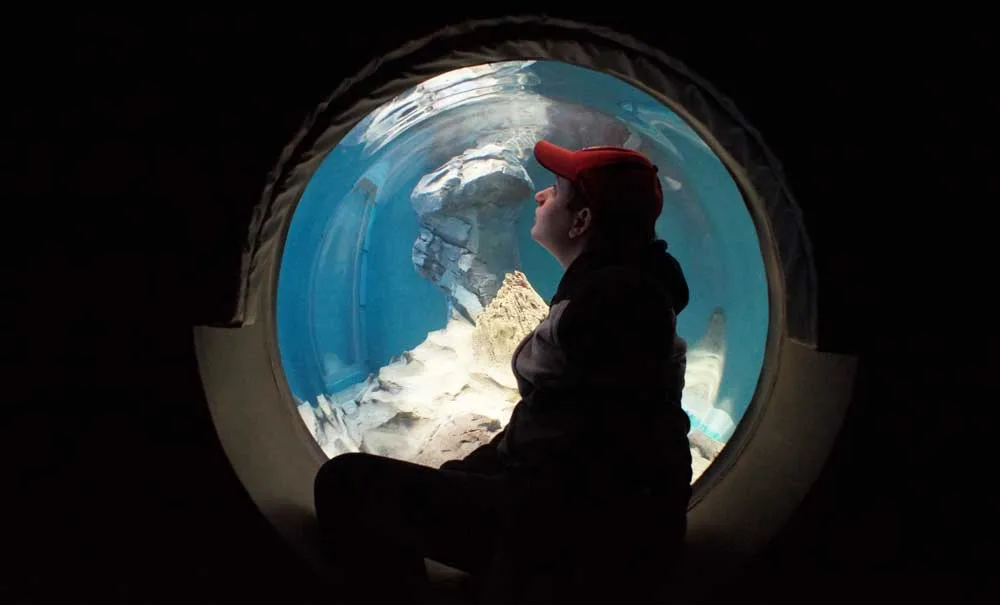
480 483 687 605
314 452 506 602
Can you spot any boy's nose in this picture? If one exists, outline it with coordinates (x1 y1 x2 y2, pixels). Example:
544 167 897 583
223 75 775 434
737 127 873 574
535 187 550 206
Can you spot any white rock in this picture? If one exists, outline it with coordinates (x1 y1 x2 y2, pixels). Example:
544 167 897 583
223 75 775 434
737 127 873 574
298 275 732 483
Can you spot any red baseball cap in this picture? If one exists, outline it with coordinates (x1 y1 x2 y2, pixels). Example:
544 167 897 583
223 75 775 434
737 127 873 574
533 140 663 219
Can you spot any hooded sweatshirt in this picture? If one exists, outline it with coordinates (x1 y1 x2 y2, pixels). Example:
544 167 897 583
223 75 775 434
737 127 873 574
442 238 692 496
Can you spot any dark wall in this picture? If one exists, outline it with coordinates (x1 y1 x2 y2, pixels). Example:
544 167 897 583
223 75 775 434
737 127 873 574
6 14 992 604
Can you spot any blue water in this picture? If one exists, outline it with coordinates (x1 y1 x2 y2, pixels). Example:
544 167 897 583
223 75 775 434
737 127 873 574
276 60 768 443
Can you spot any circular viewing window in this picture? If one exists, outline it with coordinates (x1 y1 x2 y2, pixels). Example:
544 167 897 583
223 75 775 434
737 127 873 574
276 60 769 483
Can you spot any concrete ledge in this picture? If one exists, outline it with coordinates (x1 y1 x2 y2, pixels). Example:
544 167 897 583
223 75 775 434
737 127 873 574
195 322 854 603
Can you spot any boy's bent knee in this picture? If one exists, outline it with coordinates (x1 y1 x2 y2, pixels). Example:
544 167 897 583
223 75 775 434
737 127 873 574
316 452 368 482
314 453 375 510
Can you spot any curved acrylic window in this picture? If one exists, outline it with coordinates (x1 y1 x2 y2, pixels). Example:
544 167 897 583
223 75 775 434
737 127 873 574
276 60 768 482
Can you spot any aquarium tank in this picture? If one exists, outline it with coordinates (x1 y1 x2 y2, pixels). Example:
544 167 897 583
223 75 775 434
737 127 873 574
276 60 768 483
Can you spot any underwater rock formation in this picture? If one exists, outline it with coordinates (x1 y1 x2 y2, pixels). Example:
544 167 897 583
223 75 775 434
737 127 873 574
411 144 532 322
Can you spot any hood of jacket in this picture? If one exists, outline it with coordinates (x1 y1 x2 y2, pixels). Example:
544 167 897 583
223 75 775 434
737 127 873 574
551 238 690 315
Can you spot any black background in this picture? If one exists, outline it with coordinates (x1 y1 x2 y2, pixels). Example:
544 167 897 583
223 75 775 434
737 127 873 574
5 13 994 604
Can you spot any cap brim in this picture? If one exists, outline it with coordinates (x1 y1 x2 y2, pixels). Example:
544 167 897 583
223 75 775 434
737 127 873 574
534 140 577 180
